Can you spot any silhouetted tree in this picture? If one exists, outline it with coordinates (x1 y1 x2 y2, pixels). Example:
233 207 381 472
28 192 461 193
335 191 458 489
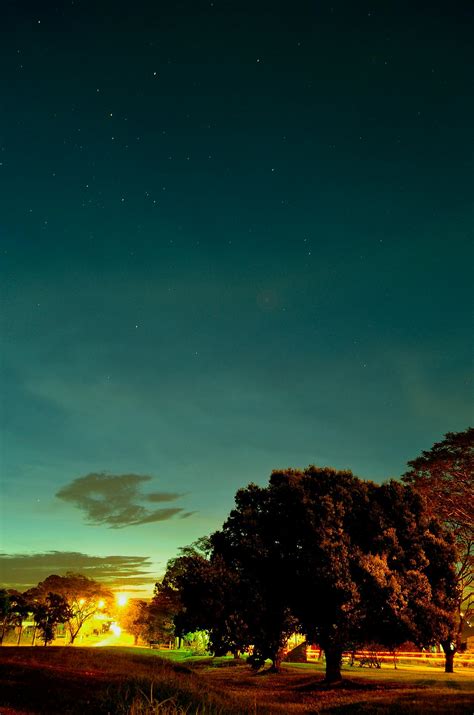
0 590 30 645
267 468 457 682
120 599 150 645
28 573 112 643
157 540 252 658
206 468 456 682
211 485 299 671
147 589 179 645
157 467 457 683
0 589 10 645
403 428 473 671
32 592 72 645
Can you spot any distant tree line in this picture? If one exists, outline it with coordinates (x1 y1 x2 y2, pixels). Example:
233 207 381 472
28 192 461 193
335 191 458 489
0 574 112 646
146 428 472 682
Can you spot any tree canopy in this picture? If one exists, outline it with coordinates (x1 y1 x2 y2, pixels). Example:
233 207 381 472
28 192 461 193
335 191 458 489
32 592 72 646
403 427 473 671
158 466 458 682
403 428 473 536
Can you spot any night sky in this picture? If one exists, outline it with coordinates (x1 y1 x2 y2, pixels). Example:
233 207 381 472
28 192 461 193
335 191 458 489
1 0 472 596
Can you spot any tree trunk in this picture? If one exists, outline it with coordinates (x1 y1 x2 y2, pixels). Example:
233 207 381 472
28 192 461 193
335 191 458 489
445 650 455 673
17 626 23 645
267 645 284 673
0 619 7 645
440 640 456 673
324 646 343 683
269 656 281 673
441 640 456 673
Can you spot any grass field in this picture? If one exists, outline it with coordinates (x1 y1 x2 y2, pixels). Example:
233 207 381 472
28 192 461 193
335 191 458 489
0 647 473 714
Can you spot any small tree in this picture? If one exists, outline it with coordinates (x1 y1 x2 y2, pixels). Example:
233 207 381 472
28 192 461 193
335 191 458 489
0 589 10 645
155 542 215 648
403 428 474 672
120 600 150 645
32 593 72 645
8 592 29 645
157 540 252 659
148 589 179 645
0 590 29 645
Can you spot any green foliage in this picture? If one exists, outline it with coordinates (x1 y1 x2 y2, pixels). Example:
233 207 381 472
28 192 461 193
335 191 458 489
182 630 209 655
154 541 242 655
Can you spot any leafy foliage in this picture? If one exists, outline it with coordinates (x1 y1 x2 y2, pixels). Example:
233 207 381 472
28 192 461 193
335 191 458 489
402 427 473 670
403 428 473 536
160 466 457 682
32 592 72 645
27 572 112 643
153 540 242 653
0 590 30 645
120 599 150 645
266 468 456 681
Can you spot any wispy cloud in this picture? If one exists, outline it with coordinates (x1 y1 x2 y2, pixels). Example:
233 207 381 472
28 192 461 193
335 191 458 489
0 551 155 591
56 472 187 528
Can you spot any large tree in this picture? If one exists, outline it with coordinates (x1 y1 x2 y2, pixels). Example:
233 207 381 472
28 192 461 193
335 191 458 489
258 468 457 682
206 467 457 682
28 573 112 644
403 427 473 671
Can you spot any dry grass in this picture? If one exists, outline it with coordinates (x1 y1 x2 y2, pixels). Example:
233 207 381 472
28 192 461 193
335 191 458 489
0 647 242 714
200 661 474 713
0 647 473 714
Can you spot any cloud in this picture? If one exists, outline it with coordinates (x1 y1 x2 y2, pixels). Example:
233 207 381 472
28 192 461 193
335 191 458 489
0 551 156 591
56 472 186 528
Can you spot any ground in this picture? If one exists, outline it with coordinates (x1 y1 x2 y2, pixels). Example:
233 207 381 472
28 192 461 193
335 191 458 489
0 646 472 714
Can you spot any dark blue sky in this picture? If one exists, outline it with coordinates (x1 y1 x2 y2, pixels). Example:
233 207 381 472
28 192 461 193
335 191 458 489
1 0 472 594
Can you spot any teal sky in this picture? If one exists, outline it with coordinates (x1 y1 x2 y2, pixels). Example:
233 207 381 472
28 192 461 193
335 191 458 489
1 0 472 596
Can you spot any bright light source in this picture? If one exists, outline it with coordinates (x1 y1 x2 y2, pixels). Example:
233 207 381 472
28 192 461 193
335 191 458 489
117 594 127 606
97 600 105 609
78 598 85 606
110 623 121 636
